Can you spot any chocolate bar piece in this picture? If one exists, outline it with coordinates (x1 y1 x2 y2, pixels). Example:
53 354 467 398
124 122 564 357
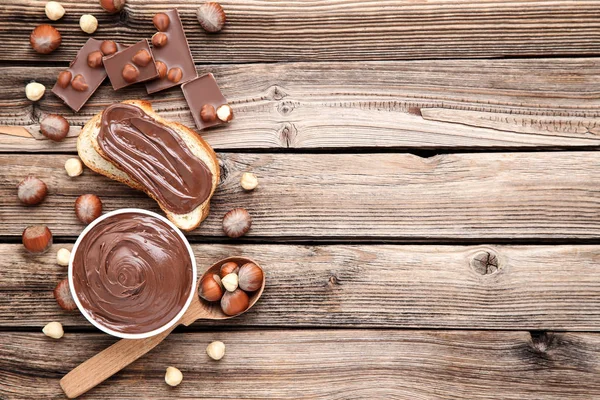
52 38 124 112
181 73 232 130
146 9 197 94
103 40 159 90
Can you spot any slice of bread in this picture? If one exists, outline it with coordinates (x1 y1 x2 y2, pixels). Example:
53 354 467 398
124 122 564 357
77 100 220 231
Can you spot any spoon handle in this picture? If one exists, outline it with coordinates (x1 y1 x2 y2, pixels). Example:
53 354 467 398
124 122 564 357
60 325 175 399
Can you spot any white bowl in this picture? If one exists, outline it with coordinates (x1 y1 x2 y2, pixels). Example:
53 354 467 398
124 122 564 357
68 208 197 339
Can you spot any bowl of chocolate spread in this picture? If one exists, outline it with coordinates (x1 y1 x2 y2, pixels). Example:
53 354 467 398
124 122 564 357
68 208 197 339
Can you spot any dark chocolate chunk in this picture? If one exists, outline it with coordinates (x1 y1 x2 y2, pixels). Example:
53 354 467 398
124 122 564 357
181 73 231 131
51 38 125 112
146 9 197 94
103 39 158 90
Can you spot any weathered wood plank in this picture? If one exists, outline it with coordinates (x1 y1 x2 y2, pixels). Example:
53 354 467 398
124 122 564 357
2 244 600 330
3 59 600 152
2 330 600 399
1 152 600 239
4 1 600 63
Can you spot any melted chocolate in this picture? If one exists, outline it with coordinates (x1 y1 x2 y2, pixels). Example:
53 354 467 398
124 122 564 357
72 212 193 334
98 104 213 214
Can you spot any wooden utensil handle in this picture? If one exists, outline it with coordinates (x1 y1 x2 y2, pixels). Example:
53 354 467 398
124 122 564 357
60 326 175 399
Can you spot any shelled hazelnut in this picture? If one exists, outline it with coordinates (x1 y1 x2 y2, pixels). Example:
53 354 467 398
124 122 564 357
206 341 225 360
56 248 71 266
45 1 65 21
216 104 233 122
80 14 98 34
165 367 183 387
65 158 83 177
240 172 258 191
43 321 64 339
25 82 46 102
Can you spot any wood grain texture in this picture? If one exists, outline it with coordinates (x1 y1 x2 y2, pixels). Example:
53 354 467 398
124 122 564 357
2 330 600 399
3 243 600 330
4 1 600 63
1 152 600 239
3 58 600 152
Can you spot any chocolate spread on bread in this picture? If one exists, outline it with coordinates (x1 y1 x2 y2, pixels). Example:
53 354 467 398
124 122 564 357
98 103 213 214
72 212 193 334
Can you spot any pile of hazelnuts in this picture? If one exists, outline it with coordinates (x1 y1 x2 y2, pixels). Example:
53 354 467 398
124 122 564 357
200 261 264 316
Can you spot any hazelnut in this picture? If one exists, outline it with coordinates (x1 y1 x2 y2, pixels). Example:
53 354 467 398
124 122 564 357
23 225 53 254
222 208 252 238
206 341 225 361
99 0 125 14
71 74 88 92
45 2 65 21
197 2 226 33
153 13 170 32
132 49 152 67
87 51 104 68
30 25 62 54
43 321 64 339
25 82 45 102
56 248 71 266
219 262 239 278
216 104 233 122
165 367 182 387
221 288 249 316
18 176 48 205
199 273 224 302
122 64 139 83
75 194 102 224
200 104 216 123
80 14 98 34
65 158 84 177
100 40 118 56
152 32 168 47
40 114 69 142
167 67 182 83
56 70 72 89
238 262 264 292
156 61 167 79
221 273 239 292
240 172 258 191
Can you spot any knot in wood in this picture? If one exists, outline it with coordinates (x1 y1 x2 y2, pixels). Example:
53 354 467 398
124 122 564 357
470 250 499 275
277 101 295 116
530 331 555 354
268 85 288 101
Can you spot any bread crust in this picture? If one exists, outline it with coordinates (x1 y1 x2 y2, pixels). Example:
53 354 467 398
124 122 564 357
77 100 220 231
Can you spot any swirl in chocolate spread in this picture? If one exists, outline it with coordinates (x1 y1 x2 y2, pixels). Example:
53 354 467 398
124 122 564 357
72 212 193 334
97 103 213 215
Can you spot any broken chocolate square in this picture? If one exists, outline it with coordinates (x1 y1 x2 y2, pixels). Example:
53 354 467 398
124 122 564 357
103 39 159 90
51 38 125 112
146 9 197 94
181 73 232 131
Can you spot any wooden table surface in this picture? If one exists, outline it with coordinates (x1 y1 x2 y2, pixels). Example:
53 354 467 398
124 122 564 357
2 1 600 399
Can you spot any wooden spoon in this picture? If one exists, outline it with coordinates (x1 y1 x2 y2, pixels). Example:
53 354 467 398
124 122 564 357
60 256 266 399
